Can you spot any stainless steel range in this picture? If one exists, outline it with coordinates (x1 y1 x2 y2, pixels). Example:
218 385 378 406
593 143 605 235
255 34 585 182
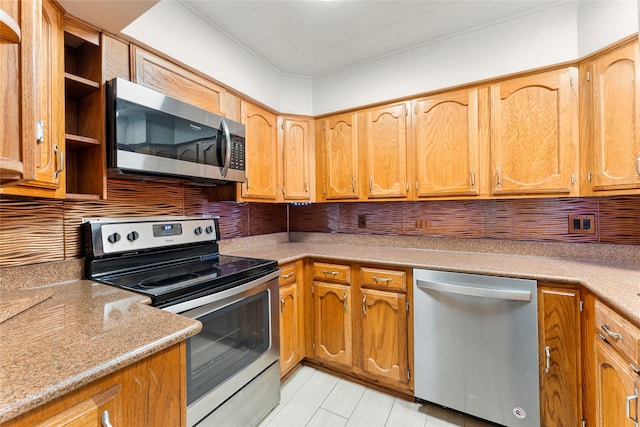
84 216 280 427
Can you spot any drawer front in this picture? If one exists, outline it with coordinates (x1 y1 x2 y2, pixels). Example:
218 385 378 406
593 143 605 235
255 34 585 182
361 267 406 291
595 299 640 365
279 263 297 286
313 262 351 284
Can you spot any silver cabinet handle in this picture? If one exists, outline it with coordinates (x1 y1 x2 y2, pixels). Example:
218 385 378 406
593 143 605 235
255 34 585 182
246 176 250 190
362 295 367 315
280 297 285 313
372 276 392 283
496 167 501 188
343 291 347 310
601 323 623 340
54 145 64 179
636 155 640 176
627 389 639 427
220 118 232 178
416 279 532 301
101 410 113 427
470 169 475 188
369 176 373 192
322 270 339 276
281 272 294 279
545 346 551 373
352 177 356 193
304 180 308 193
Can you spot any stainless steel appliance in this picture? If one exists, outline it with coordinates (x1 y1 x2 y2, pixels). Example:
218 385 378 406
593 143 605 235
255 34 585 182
413 269 539 427
106 78 246 184
85 216 280 427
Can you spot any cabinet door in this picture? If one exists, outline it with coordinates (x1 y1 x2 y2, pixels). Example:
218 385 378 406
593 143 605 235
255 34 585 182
414 88 480 197
359 102 409 199
280 282 300 376
313 282 352 367
241 102 278 200
1 0 64 197
537 286 581 427
132 46 224 115
281 118 312 201
321 113 359 200
360 288 408 384
490 68 578 196
594 338 640 427
589 41 640 192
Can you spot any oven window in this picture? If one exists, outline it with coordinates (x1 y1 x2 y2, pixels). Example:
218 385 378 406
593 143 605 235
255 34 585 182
186 290 270 405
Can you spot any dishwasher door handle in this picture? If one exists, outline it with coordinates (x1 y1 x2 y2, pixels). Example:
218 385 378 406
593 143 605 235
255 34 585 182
416 279 532 301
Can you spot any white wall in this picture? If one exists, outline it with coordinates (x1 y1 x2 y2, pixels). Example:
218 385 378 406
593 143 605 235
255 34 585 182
123 0 638 117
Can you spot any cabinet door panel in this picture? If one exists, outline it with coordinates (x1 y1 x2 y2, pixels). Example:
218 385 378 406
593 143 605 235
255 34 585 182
313 282 352 367
594 338 640 427
282 119 311 200
241 102 278 200
537 286 581 427
280 282 299 375
361 289 407 384
414 88 479 197
591 42 640 191
490 68 578 196
359 103 408 199
322 113 359 200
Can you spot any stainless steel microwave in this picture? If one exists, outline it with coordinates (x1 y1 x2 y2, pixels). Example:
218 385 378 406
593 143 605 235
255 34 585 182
106 78 246 184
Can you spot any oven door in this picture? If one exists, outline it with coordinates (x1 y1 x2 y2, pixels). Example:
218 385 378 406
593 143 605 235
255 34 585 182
165 270 280 426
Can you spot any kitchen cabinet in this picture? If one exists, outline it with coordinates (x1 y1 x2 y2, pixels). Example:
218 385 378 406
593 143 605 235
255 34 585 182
279 117 315 201
1 0 65 197
537 284 581 427
580 39 640 195
62 17 105 199
312 262 353 368
319 112 359 200
412 88 482 198
239 102 278 201
279 261 304 377
1 342 186 427
359 267 409 387
489 67 579 196
358 101 410 199
132 46 225 115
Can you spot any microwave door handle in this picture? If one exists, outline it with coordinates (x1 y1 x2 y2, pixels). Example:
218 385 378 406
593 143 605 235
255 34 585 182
220 118 232 177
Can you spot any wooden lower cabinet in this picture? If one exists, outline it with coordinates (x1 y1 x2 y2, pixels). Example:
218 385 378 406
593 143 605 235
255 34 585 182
279 261 304 376
313 281 353 368
360 288 408 385
537 284 582 427
2 342 186 427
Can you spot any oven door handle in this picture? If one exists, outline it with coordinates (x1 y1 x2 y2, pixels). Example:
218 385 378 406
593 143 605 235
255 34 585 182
220 118 232 178
416 279 532 301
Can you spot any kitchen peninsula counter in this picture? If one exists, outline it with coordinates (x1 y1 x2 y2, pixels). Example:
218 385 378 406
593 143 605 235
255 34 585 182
223 238 640 328
0 280 201 423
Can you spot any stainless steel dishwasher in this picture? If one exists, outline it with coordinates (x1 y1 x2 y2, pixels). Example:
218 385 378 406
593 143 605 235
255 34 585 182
413 269 539 427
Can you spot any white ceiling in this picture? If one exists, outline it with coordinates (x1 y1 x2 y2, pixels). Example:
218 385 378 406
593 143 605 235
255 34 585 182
181 0 572 77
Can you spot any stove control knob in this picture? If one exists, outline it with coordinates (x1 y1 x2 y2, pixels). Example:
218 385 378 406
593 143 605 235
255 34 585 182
205 226 214 234
107 232 121 244
127 231 139 242
194 226 203 235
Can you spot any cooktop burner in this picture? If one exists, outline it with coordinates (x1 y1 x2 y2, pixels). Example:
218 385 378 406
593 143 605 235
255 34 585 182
84 216 278 307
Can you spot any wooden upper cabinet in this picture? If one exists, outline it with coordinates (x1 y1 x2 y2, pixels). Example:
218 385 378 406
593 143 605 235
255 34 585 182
240 102 278 200
413 88 480 198
131 46 225 115
359 102 410 199
280 117 314 201
320 112 359 200
1 0 65 198
584 40 640 194
489 67 579 196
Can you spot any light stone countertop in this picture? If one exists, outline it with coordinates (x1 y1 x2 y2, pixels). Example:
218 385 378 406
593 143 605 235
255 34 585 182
0 280 201 423
223 241 640 327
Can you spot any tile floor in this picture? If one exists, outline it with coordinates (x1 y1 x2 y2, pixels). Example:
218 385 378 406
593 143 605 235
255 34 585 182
258 366 496 427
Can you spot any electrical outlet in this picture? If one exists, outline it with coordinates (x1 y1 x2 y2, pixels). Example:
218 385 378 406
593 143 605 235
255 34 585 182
358 214 366 228
568 214 595 235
